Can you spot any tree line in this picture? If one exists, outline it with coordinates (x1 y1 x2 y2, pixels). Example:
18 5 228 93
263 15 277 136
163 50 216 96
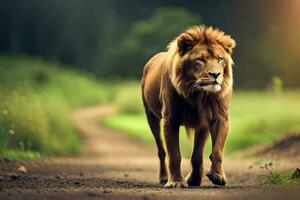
0 0 299 88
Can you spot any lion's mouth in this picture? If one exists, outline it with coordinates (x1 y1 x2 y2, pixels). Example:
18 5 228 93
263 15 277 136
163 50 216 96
193 81 221 92
194 80 220 87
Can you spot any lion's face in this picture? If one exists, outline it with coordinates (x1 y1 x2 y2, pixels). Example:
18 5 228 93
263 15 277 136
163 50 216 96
169 26 235 97
183 44 228 93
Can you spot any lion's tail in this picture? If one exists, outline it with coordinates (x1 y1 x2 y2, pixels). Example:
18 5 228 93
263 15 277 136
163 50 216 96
185 126 195 140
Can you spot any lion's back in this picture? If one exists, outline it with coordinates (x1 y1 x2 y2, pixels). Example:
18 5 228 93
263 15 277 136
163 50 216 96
141 52 167 118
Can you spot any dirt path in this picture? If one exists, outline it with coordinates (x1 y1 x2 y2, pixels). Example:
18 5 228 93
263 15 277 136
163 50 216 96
0 105 299 200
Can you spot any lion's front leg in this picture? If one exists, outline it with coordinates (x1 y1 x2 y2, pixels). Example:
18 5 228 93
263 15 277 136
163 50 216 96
207 117 229 186
163 117 187 188
186 128 209 186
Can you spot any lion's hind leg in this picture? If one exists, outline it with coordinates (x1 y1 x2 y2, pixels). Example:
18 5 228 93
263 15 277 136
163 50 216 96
145 110 167 184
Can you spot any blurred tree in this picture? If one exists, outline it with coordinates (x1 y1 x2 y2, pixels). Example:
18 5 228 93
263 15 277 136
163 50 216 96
102 6 202 77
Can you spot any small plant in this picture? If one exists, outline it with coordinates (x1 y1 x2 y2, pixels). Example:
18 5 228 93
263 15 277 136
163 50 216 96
291 168 300 179
261 163 300 185
263 163 281 184
270 75 283 93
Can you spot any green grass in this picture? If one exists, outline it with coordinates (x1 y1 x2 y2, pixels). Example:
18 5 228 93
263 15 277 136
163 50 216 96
102 84 300 157
102 113 193 157
227 90 300 153
0 55 116 159
261 167 300 185
1 149 41 160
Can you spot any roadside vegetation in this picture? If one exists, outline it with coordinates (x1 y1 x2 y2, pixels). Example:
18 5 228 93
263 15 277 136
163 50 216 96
261 165 300 185
102 82 300 157
0 56 117 159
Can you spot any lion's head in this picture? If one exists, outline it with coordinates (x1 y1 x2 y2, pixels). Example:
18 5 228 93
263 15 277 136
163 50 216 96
166 26 236 97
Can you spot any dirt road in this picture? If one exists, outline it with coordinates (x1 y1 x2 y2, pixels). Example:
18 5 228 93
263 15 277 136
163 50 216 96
0 105 299 200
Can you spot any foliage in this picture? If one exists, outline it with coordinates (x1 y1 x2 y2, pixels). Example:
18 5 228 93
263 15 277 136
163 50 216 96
113 81 144 114
0 56 114 159
270 76 283 93
1 1 300 87
105 6 202 77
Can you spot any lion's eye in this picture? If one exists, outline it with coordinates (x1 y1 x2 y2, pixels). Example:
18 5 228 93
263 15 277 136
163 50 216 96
196 57 206 63
194 58 204 69
218 57 225 67
218 57 224 63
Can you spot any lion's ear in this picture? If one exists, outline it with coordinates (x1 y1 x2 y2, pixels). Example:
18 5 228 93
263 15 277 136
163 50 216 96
218 36 236 54
177 35 195 55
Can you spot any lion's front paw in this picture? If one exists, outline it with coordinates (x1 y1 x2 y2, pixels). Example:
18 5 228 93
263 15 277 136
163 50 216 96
159 175 168 185
186 172 202 187
206 170 227 186
164 180 187 188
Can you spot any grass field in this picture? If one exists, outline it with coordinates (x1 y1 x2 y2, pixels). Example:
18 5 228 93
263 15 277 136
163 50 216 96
102 83 300 157
0 56 117 159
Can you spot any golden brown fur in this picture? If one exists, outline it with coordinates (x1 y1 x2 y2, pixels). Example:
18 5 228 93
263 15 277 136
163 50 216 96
141 26 236 188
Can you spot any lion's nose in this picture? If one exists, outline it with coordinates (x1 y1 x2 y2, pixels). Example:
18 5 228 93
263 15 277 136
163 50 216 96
208 72 221 79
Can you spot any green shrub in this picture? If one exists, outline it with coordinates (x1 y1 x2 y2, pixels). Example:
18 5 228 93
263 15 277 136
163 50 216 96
0 89 49 156
113 81 144 113
0 55 116 159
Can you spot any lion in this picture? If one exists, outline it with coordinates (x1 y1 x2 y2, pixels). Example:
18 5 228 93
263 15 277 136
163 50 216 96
141 25 236 188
